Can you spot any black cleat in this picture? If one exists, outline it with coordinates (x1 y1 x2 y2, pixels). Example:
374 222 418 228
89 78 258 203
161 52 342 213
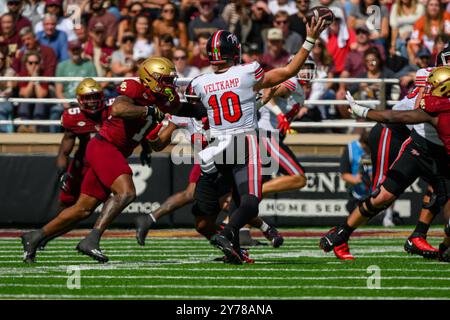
438 243 450 262
210 234 242 265
21 231 44 263
135 214 155 246
263 226 284 248
38 237 51 251
76 238 109 263
319 226 348 253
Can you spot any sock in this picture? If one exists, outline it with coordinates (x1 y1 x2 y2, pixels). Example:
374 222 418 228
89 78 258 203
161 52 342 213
86 229 102 244
260 221 269 232
341 223 356 239
412 221 430 236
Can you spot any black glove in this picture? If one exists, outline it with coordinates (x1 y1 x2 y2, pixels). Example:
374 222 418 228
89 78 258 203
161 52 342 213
57 169 72 192
140 148 152 167
148 106 165 123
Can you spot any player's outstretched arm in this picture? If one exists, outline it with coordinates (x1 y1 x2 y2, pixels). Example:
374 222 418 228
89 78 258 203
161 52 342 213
346 91 433 124
149 122 177 151
111 95 158 120
254 16 327 91
56 130 76 172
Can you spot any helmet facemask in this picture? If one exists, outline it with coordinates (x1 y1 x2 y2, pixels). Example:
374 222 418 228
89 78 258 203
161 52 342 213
78 91 104 114
297 61 316 85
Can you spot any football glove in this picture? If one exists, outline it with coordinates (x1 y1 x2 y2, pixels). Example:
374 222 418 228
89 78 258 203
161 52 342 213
140 147 152 167
277 114 291 136
58 170 72 193
346 91 369 118
146 122 164 141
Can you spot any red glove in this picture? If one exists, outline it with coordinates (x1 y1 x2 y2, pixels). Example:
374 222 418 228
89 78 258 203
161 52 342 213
201 117 209 130
146 122 164 141
277 114 291 136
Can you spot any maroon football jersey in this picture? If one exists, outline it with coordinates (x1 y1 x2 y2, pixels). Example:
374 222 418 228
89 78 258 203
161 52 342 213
99 79 179 157
421 95 450 157
61 105 110 136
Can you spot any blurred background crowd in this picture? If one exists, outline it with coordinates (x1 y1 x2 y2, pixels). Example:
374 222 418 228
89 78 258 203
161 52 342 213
0 0 448 133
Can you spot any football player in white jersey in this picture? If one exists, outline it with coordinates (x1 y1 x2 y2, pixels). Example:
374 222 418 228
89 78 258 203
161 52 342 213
189 17 328 264
320 66 450 260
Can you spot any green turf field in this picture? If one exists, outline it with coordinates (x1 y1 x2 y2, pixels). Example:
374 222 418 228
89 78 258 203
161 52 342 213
0 228 449 300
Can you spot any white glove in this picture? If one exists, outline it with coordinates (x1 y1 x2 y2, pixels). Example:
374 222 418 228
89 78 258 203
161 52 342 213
346 91 369 118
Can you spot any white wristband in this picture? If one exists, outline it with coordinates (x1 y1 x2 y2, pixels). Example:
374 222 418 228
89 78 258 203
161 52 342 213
306 37 316 44
302 40 314 52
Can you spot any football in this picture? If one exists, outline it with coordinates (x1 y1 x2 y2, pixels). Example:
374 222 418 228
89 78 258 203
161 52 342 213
305 6 335 27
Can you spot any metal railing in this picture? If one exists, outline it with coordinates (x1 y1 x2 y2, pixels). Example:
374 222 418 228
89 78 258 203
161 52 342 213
0 76 397 128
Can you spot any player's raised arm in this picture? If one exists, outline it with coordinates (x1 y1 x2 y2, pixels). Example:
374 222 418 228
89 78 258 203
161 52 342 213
148 121 178 151
254 15 328 91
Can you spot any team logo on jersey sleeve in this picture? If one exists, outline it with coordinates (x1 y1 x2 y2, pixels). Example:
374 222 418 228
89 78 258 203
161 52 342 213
77 121 86 127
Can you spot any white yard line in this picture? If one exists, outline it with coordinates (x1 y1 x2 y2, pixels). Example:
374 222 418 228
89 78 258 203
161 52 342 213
0 283 449 291
0 294 447 300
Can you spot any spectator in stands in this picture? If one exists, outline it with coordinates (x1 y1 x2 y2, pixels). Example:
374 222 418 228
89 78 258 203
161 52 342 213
0 13 22 59
260 28 290 69
310 38 338 120
268 0 298 15
0 47 16 133
34 0 77 42
408 0 450 56
84 22 114 76
88 0 119 48
74 22 89 47
389 0 425 57
336 24 386 100
430 34 450 64
347 0 389 46
173 47 200 98
22 0 46 28
14 26 57 76
340 130 372 213
246 1 273 53
241 42 262 63
187 0 227 46
266 10 302 54
55 40 97 109
132 14 155 61
117 1 143 44
350 47 396 109
153 2 188 50
142 0 170 20
221 0 252 41
158 33 175 60
189 32 212 73
288 0 309 41
17 51 50 133
36 13 69 62
180 0 200 26
2 0 32 33
111 32 136 77
320 7 356 75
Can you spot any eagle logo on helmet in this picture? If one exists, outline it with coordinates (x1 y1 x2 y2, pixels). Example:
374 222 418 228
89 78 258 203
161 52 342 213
138 57 178 103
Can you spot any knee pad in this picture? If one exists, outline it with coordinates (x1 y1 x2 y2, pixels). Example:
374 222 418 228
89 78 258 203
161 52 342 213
239 195 259 218
359 195 391 219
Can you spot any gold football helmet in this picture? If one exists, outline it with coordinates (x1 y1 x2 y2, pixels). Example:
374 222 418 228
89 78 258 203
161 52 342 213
427 66 450 97
76 78 104 113
138 56 177 101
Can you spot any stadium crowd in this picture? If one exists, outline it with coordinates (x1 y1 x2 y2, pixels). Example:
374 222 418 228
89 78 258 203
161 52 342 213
0 0 449 132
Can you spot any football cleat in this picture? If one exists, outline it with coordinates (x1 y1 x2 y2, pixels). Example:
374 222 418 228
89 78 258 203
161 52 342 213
38 237 51 251
239 229 265 247
262 226 284 248
319 226 348 252
210 234 242 265
438 243 450 262
76 238 109 263
21 231 43 263
135 214 156 246
333 243 355 260
404 233 439 259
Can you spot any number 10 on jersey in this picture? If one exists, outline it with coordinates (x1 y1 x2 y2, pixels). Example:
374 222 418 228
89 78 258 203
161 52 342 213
208 91 242 125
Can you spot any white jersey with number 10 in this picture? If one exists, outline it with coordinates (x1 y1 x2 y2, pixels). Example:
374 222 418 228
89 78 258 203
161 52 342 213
190 61 264 138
